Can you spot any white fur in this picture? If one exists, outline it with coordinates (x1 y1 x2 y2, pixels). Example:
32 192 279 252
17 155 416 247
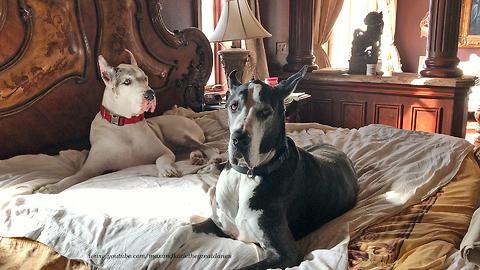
142 168 265 270
35 53 220 194
101 64 150 117
216 169 264 244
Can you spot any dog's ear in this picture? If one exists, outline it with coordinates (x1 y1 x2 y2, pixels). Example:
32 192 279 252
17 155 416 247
275 65 308 100
125 49 138 66
98 55 115 86
227 70 242 92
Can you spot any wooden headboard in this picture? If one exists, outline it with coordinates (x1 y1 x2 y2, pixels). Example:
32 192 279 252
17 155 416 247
0 0 212 159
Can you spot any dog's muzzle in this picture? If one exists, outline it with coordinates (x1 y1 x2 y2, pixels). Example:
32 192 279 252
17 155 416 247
232 130 251 151
143 89 155 101
231 130 251 165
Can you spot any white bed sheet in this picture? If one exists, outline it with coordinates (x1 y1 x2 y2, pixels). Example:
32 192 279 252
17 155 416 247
0 108 476 270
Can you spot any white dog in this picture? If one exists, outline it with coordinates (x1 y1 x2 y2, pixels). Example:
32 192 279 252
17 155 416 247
36 50 220 194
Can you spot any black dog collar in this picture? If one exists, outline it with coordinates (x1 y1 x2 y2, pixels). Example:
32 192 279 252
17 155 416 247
230 146 290 178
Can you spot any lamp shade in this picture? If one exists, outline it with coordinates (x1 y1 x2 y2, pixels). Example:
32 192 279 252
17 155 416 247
210 0 272 42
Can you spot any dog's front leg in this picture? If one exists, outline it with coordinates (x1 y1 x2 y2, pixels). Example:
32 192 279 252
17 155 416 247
142 218 228 270
240 216 301 270
142 225 193 270
155 150 178 177
36 157 106 194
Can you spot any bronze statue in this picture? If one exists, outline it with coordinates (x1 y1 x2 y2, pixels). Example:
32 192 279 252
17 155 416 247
349 12 384 75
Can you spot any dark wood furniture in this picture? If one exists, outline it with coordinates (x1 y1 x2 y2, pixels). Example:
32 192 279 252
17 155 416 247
275 72 477 138
0 0 212 160
285 93 311 123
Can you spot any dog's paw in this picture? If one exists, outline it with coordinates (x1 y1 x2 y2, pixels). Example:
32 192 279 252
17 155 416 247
197 163 224 175
208 153 226 164
35 184 61 194
189 150 205 165
157 164 179 178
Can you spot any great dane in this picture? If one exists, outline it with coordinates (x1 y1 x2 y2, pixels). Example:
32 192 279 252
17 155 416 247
142 66 358 270
36 50 219 194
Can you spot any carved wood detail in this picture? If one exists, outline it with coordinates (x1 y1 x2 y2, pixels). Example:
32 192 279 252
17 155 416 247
147 0 185 48
0 0 26 67
0 0 89 116
0 0 6 32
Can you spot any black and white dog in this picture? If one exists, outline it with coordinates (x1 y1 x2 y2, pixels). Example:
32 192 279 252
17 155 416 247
142 66 358 270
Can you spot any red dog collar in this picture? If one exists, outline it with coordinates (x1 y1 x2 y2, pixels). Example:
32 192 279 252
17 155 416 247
100 105 145 126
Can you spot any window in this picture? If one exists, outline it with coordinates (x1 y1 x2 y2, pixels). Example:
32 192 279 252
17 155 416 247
327 0 402 75
327 0 379 68
200 0 233 92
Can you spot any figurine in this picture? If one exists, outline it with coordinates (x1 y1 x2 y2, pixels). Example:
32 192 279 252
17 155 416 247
349 11 384 75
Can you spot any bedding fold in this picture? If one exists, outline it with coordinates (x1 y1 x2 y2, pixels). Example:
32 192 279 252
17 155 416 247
461 205 480 266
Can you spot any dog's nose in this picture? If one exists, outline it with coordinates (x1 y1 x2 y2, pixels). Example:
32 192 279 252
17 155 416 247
231 130 251 150
144 89 155 101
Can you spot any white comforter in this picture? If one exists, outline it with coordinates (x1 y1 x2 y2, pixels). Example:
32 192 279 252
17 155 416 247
0 108 475 270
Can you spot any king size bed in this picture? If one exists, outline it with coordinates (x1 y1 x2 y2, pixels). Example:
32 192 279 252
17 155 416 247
1 1 480 269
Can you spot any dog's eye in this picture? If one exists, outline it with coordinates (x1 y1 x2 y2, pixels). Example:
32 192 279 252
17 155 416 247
230 103 238 111
261 108 272 117
123 78 131 85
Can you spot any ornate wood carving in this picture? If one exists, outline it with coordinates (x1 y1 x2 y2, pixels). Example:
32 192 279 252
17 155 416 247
177 59 205 111
0 0 7 32
177 27 213 111
0 0 89 116
0 0 27 68
147 0 185 48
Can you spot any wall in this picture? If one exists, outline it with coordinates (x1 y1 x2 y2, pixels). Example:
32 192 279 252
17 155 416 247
259 0 290 72
395 0 429 73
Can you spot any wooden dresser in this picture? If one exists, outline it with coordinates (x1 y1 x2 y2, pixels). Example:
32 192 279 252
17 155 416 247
274 72 477 138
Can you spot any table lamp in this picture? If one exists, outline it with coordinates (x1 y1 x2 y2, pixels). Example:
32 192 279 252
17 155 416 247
210 0 272 83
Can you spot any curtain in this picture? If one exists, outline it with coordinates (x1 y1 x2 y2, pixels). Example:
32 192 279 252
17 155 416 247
313 0 345 69
243 0 269 82
378 0 402 73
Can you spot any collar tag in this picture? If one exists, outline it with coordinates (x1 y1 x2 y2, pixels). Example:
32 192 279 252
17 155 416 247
111 115 120 125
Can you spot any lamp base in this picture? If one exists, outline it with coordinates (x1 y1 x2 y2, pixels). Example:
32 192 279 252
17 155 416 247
218 47 250 83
